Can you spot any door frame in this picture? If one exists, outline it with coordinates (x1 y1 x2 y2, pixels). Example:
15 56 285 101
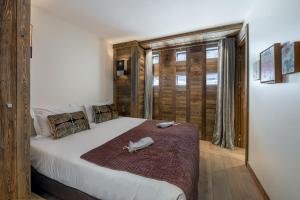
237 24 250 165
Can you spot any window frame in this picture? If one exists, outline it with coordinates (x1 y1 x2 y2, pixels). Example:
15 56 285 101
206 47 219 59
176 51 187 62
176 74 187 86
153 75 159 86
152 54 159 64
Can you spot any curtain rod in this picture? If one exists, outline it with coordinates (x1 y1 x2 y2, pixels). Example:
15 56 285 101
151 39 221 52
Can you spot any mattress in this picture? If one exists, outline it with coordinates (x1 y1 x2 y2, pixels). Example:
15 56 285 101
31 117 186 200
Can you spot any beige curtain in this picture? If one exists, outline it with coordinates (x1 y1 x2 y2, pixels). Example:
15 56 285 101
213 38 236 149
144 49 153 119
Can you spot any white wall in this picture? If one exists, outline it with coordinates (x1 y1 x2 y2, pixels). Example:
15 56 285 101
31 6 113 108
247 0 300 199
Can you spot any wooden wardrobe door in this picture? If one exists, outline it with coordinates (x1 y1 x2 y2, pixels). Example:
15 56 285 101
187 46 206 138
113 42 145 118
175 51 187 123
205 57 218 141
137 47 145 118
0 0 31 199
114 47 132 117
159 49 176 121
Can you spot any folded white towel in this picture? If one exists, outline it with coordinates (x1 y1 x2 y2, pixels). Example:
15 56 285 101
156 121 175 128
124 137 154 153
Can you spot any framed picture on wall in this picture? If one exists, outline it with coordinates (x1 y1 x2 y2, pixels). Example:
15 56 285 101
116 60 128 76
30 24 33 58
281 41 300 75
260 43 282 83
253 60 260 80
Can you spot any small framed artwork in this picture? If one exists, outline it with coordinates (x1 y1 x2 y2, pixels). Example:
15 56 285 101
253 60 260 80
281 41 300 75
260 43 282 83
30 24 33 58
116 60 128 76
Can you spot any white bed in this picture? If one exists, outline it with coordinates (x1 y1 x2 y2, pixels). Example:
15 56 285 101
31 117 186 200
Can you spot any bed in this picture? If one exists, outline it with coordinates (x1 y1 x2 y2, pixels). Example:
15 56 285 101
31 117 199 200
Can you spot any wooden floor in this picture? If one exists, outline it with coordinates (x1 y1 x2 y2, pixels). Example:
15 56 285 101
35 140 264 200
199 140 264 200
31 192 46 200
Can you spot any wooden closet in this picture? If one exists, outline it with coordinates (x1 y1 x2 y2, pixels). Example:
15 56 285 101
153 45 207 137
0 0 31 199
113 41 145 118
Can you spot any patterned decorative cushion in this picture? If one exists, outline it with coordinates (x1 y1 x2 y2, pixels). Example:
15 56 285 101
93 104 119 123
48 111 90 139
92 105 111 123
109 104 119 119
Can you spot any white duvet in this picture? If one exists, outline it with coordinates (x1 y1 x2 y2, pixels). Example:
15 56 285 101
31 117 185 200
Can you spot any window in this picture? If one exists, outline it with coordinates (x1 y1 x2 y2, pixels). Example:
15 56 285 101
176 51 186 62
153 76 159 86
206 73 218 85
152 55 159 64
206 47 218 59
176 75 186 86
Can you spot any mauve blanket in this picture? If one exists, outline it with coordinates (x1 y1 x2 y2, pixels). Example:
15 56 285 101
81 120 199 200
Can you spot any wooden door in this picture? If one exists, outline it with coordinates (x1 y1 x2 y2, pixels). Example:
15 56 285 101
235 42 248 148
0 0 31 199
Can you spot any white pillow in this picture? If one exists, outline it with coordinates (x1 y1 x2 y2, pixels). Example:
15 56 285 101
84 104 94 123
32 108 57 137
31 109 41 136
32 105 85 137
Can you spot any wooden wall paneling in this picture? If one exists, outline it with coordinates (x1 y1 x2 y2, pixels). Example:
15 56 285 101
130 46 139 117
187 46 206 138
0 1 18 199
113 41 145 118
186 51 191 123
153 56 160 119
175 58 187 123
159 49 176 121
205 57 218 141
113 48 117 107
137 46 145 118
16 0 31 198
113 40 139 49
115 47 132 116
0 0 31 198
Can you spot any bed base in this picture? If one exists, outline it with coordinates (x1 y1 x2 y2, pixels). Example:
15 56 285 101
31 167 100 200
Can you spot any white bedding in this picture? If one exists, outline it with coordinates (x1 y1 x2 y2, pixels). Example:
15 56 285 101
31 117 185 200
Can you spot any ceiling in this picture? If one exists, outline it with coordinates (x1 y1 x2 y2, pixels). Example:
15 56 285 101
32 0 255 44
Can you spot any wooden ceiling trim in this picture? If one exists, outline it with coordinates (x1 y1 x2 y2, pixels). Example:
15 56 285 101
113 40 140 49
151 40 219 52
139 22 243 49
